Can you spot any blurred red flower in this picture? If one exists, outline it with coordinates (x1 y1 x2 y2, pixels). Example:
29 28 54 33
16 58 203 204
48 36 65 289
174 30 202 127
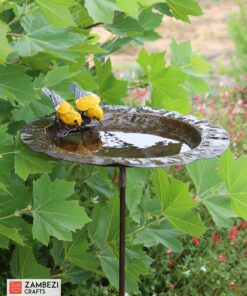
114 175 120 184
166 249 173 256
167 261 173 268
230 226 238 241
192 194 197 200
194 95 201 102
169 283 175 289
192 237 200 245
213 234 221 243
235 85 242 92
218 255 227 263
230 284 237 290
240 220 247 229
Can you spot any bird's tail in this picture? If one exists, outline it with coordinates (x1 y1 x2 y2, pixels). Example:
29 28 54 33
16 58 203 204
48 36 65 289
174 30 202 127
42 87 64 108
69 82 89 100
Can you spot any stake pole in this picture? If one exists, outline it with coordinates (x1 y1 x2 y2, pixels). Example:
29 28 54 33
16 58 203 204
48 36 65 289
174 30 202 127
119 166 126 296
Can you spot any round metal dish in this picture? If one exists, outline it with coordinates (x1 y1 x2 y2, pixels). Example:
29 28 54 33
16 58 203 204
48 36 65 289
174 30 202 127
20 105 230 168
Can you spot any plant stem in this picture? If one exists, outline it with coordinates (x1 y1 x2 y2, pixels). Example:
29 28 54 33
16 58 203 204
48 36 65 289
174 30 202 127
128 216 167 237
8 0 29 27
83 22 103 30
0 205 32 221
0 151 20 158
7 32 22 38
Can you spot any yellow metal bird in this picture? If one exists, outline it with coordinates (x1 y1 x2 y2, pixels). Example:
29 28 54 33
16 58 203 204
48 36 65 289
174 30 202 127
42 87 82 127
69 83 104 124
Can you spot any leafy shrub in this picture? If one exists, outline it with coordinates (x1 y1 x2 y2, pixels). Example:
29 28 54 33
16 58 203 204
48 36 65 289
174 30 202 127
192 81 247 155
0 1 246 295
229 0 247 73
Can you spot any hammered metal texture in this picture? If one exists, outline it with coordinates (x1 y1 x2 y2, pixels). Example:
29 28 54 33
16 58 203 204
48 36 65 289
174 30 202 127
20 106 230 168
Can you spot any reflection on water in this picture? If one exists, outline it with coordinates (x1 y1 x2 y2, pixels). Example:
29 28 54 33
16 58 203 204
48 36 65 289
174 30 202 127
55 130 191 158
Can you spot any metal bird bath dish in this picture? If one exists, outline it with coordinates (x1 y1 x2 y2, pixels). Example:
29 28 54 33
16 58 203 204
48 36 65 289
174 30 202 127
21 105 230 295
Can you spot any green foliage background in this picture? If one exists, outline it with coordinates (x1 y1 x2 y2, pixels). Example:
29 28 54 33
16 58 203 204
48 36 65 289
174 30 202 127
0 0 246 294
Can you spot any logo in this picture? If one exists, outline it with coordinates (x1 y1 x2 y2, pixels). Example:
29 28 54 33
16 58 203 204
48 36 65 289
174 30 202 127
7 280 61 296
9 281 22 294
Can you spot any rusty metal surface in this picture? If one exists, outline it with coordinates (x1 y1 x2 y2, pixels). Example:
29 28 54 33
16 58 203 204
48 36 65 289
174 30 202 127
20 105 230 168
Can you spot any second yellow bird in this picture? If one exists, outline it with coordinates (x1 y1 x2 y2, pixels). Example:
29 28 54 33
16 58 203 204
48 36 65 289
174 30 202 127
69 83 104 124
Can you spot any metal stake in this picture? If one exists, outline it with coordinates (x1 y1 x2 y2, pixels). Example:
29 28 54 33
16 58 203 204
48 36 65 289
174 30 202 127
119 166 126 296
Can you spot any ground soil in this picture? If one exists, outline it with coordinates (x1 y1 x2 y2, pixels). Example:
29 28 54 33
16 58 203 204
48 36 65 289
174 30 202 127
94 0 239 67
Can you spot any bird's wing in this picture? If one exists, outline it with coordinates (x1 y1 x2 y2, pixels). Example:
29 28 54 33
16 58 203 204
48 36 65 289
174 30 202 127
69 82 88 99
42 87 64 108
70 82 100 104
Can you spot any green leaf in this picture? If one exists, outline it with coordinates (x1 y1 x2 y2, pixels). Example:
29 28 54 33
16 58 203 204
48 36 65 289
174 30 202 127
170 40 210 75
139 0 163 6
166 210 206 236
152 168 169 212
0 183 31 219
187 158 235 227
106 15 144 36
0 65 37 105
99 247 150 293
153 168 198 212
186 158 222 199
137 47 166 78
0 182 32 244
88 197 119 248
154 3 173 16
138 8 163 31
0 123 13 145
0 224 25 246
43 65 71 87
36 0 76 28
32 174 90 245
185 76 209 93
0 20 12 64
64 231 99 271
72 71 98 91
0 182 10 195
152 169 206 236
60 266 89 284
134 220 182 252
160 97 191 114
151 66 189 108
10 246 50 278
171 39 192 68
12 99 53 123
95 58 127 104
191 55 211 74
15 12 85 57
166 0 202 23
219 150 247 220
14 136 54 180
98 249 119 288
204 195 235 228
170 39 210 94
84 0 117 23
0 235 9 249
116 0 139 18
137 48 190 111
125 258 150 293
126 169 148 223
0 145 14 179
116 0 161 18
